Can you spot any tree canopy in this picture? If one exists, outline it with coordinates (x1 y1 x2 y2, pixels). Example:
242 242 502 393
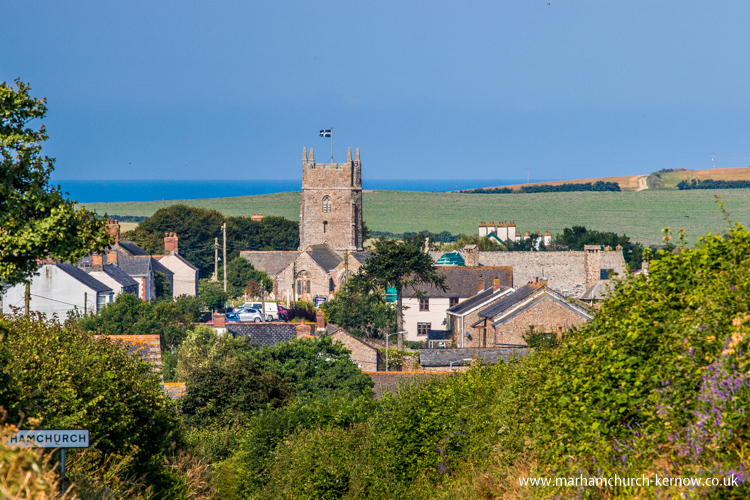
0 80 111 286
123 205 298 277
360 239 446 348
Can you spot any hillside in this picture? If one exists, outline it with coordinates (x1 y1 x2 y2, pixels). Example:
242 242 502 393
86 189 750 247
470 166 750 193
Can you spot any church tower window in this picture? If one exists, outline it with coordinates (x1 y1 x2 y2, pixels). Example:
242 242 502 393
322 196 331 213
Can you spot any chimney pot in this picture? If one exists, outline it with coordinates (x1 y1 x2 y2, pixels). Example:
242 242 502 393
493 279 502 291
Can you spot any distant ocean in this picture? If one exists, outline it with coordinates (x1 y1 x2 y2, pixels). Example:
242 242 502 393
54 179 543 203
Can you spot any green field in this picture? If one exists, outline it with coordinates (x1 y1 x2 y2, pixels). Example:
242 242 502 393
85 189 750 246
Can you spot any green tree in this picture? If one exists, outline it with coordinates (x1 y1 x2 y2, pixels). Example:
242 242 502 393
198 279 229 311
0 80 111 286
0 314 180 483
554 225 645 269
180 357 294 426
322 272 396 338
218 257 273 298
123 205 299 277
244 337 374 400
360 239 446 349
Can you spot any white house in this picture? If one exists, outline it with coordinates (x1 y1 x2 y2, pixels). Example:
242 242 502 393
154 233 199 298
1 262 114 318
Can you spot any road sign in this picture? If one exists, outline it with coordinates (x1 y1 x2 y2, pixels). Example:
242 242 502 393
313 296 327 307
5 429 90 448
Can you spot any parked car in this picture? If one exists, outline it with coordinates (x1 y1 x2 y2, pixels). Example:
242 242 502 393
277 305 289 321
243 302 280 321
234 307 263 323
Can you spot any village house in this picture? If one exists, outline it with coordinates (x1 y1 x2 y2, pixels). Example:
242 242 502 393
445 277 516 348
328 326 380 372
1 261 114 317
82 254 139 298
469 282 592 347
400 266 513 342
153 232 199 298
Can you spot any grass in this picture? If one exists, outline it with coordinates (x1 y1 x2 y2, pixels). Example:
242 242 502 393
655 166 750 188
86 189 750 246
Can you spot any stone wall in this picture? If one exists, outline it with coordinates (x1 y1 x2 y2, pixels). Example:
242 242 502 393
299 147 363 251
330 330 379 372
492 295 590 345
469 248 627 297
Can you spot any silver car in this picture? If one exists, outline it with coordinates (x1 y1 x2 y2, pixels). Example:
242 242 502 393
236 307 263 323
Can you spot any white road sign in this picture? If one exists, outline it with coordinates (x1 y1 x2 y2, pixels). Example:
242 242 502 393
5 429 90 448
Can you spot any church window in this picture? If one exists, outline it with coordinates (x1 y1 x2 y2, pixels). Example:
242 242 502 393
329 278 335 292
323 221 328 233
306 280 311 293
322 196 332 213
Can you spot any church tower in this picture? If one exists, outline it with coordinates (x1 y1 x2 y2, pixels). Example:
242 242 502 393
299 146 363 251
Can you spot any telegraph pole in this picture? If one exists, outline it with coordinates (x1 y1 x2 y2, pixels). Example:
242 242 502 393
214 237 219 281
222 223 227 293
24 282 30 316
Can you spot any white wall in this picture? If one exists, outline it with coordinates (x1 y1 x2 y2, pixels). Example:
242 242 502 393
1 265 106 318
158 255 198 297
402 297 453 342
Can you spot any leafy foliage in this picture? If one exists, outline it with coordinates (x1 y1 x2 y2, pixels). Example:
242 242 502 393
0 80 111 286
323 272 396 338
0 314 181 483
555 225 645 269
217 257 272 298
198 279 229 311
123 205 298 277
69 292 198 351
678 178 750 190
180 358 293 426
461 181 621 194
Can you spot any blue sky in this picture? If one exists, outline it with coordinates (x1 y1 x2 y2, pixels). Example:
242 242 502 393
3 1 749 182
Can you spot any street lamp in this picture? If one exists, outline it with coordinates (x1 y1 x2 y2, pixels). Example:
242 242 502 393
385 331 407 372
449 358 472 372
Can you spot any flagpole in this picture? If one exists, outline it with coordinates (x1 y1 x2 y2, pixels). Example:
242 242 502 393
330 127 333 163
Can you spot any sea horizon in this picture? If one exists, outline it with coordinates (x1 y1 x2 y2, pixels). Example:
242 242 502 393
54 178 551 203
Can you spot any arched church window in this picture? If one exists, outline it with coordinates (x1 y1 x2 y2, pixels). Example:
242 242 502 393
322 195 332 213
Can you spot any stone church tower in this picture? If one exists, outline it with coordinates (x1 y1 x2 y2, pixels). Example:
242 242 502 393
299 146 364 252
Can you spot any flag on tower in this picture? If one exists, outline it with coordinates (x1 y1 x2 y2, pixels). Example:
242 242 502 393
319 129 332 137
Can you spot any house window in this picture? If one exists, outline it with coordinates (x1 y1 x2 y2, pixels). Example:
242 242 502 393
419 297 429 311
600 269 614 280
449 297 459 308
96 294 108 312
417 322 431 336
322 195 331 213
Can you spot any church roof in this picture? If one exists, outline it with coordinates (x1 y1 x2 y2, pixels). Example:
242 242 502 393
240 251 301 277
306 244 343 271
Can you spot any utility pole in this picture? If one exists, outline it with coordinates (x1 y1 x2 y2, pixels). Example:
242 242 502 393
84 292 87 315
214 237 219 281
222 223 227 293
24 282 30 316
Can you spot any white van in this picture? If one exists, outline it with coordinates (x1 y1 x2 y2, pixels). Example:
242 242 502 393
243 302 279 321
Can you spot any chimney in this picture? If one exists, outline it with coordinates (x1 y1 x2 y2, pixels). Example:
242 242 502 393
493 279 502 291
463 245 479 267
91 254 104 271
213 313 226 328
251 213 264 222
316 308 325 333
107 219 120 243
544 231 552 247
477 275 485 293
642 259 649 277
584 245 602 288
107 251 119 267
164 232 178 255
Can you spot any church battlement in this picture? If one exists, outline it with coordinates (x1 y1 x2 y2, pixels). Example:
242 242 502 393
302 147 362 189
299 146 363 252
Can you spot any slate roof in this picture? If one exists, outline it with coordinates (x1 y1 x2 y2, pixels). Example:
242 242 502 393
579 280 614 301
351 252 370 265
477 283 543 319
117 240 149 256
56 262 113 293
447 286 513 316
404 266 513 299
419 347 529 367
116 254 152 276
491 294 591 328
226 323 297 346
241 251 301 277
306 244 343 271
87 264 139 287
